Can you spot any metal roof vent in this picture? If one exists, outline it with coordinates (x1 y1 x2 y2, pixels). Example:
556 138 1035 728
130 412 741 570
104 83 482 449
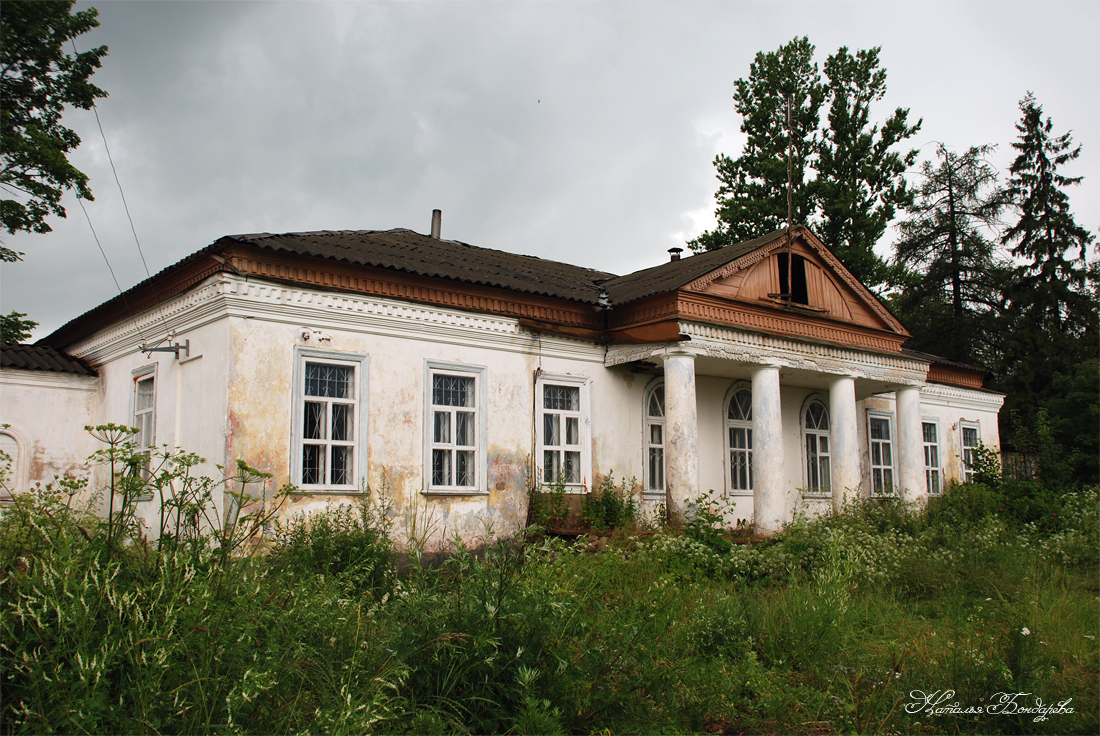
668 247 683 262
431 209 442 239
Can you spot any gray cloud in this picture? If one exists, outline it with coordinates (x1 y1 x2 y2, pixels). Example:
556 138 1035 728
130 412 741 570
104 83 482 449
3 0 1097 338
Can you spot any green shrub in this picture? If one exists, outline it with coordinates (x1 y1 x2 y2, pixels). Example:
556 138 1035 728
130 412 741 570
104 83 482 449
580 471 638 531
271 494 396 599
527 473 568 528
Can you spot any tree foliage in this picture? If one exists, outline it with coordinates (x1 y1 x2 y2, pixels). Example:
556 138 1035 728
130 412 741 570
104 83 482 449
890 144 1007 365
0 0 107 257
816 47 920 286
0 311 38 343
994 95 1098 461
696 37 824 251
690 38 919 288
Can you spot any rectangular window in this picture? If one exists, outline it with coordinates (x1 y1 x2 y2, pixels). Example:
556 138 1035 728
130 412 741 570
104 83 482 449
923 421 941 494
961 422 980 483
536 373 590 491
729 426 752 492
294 349 368 491
805 433 830 493
133 374 156 451
424 361 486 493
431 374 477 489
868 414 895 495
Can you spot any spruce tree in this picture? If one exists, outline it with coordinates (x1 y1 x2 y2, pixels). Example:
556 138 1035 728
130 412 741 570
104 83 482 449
891 144 1007 365
816 47 920 286
996 94 1098 475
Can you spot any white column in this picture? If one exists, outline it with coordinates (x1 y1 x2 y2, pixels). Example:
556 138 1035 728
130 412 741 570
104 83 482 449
829 375 861 514
664 350 699 519
752 364 785 535
896 385 925 506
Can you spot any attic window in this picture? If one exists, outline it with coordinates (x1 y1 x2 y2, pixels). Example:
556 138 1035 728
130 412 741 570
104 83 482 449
776 253 809 305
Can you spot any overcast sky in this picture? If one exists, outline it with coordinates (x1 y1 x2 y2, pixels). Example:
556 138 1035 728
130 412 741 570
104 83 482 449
3 0 1097 340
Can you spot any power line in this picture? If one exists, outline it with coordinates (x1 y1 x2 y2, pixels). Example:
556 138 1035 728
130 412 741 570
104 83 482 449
75 194 148 345
89 101 152 280
71 40 174 350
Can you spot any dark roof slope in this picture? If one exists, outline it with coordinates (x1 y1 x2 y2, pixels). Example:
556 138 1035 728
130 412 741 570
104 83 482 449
1 343 97 376
224 229 616 304
602 229 787 305
901 348 989 375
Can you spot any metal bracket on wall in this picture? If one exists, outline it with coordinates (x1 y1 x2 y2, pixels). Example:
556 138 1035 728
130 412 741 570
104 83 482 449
140 339 190 359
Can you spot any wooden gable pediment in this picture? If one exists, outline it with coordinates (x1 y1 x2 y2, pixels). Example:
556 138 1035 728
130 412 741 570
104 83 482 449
687 229 907 336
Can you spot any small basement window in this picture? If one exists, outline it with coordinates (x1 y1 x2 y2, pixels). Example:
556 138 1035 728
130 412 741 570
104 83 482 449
776 253 809 305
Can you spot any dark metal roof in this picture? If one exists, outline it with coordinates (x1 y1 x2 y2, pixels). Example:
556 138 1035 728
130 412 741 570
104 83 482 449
901 348 989 375
601 229 788 305
1 343 97 376
222 229 617 304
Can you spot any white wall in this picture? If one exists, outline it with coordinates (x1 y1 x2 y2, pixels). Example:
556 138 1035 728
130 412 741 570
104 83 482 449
0 369 98 500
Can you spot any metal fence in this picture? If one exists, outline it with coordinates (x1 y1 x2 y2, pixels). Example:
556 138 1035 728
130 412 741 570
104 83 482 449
1001 452 1040 481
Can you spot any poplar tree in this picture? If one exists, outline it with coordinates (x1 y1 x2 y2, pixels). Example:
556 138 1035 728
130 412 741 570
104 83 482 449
689 37 824 251
690 39 920 289
816 47 920 286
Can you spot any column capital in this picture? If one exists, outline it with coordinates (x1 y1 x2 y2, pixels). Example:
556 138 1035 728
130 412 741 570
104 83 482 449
661 345 701 360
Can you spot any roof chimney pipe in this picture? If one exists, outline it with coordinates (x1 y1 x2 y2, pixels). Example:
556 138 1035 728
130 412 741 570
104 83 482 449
668 247 683 262
430 209 442 239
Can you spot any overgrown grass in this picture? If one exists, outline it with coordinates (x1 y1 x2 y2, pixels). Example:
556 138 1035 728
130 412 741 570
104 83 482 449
2 439 1097 734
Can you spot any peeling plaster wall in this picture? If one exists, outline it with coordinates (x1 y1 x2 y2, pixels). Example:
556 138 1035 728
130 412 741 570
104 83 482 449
223 316 611 547
0 369 98 499
78 318 231 532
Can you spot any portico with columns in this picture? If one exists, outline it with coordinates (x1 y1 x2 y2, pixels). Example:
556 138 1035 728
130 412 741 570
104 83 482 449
605 325 950 533
598 226 1004 534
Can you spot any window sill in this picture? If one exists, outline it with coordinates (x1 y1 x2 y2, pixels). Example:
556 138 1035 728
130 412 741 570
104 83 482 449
421 489 489 497
801 492 833 499
297 488 365 495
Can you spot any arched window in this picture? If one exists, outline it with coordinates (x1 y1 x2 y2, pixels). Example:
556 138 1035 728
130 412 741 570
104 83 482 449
803 398 831 494
644 381 665 496
0 426 28 501
725 385 752 494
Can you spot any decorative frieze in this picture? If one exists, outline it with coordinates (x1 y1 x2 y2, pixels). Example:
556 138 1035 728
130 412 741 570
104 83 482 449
606 321 929 384
68 274 605 366
919 382 1006 412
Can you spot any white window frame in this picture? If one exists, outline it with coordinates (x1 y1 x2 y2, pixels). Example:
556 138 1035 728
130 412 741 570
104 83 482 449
291 347 369 493
724 381 753 496
130 364 158 453
642 378 665 500
535 372 591 493
960 420 981 483
922 419 942 495
801 395 832 496
424 360 487 495
867 410 897 496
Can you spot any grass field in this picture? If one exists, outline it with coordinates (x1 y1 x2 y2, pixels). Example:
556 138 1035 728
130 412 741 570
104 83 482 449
2 466 1096 734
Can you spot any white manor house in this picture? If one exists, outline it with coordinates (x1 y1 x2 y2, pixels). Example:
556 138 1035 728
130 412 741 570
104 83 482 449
0 221 1003 540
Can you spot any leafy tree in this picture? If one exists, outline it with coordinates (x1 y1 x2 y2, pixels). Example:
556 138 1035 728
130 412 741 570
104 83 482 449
890 144 1007 365
1 0 107 257
816 47 920 286
690 37 824 252
690 39 920 289
995 95 1098 463
0 311 38 343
